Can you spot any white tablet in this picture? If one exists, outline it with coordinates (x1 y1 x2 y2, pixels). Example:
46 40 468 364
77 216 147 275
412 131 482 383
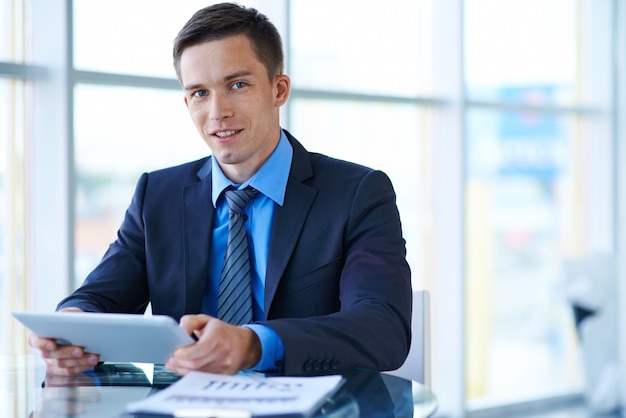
13 311 195 364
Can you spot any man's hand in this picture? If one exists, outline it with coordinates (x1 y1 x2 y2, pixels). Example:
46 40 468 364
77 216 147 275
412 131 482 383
27 307 100 376
165 314 261 375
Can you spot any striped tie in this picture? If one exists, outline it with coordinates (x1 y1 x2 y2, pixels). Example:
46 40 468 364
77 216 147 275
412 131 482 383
217 187 257 325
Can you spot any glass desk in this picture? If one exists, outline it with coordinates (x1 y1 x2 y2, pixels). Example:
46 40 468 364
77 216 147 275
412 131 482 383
2 355 437 417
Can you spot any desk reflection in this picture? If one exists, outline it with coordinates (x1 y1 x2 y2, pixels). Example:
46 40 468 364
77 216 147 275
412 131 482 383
2 357 436 418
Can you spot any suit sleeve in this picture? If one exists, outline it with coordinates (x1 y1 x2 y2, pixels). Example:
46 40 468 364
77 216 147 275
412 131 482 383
263 169 412 375
57 173 151 314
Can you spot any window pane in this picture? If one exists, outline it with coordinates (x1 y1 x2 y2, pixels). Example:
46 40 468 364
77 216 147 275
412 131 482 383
74 85 208 285
465 0 579 106
0 0 25 62
289 99 435 289
73 0 268 78
0 78 27 354
73 0 220 77
0 79 7 353
289 0 435 97
465 108 612 405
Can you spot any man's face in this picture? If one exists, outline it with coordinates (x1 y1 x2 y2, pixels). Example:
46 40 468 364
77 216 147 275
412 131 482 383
179 34 290 183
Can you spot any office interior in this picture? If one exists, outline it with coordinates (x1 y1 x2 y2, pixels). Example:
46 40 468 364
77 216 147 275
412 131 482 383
2 0 626 417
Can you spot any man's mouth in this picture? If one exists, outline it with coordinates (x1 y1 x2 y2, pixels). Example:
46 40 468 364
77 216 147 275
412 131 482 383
214 130 241 138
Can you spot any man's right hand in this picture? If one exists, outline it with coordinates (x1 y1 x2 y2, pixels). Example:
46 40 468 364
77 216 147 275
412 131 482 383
27 308 100 376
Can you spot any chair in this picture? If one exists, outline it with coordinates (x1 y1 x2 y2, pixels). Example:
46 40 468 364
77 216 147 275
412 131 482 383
563 254 619 413
385 290 431 387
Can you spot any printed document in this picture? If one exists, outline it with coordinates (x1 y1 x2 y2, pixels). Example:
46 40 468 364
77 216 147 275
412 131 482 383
126 371 344 417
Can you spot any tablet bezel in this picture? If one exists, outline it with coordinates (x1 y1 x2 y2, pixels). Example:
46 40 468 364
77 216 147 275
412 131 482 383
13 311 195 364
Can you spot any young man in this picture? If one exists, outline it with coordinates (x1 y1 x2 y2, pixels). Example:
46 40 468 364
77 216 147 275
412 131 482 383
29 2 412 377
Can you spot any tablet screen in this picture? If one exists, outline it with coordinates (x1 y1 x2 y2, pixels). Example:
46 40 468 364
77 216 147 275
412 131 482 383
13 311 195 364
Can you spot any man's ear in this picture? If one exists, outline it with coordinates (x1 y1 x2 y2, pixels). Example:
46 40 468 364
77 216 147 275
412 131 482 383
274 74 291 106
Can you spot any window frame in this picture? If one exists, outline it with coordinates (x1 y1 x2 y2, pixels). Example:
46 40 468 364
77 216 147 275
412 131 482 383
1 0 623 414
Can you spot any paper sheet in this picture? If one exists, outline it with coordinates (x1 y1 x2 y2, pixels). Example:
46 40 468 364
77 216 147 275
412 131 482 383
126 371 344 417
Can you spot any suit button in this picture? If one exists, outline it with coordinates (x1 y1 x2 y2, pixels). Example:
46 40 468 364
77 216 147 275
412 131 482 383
303 360 313 372
313 360 322 371
322 360 331 370
330 359 339 369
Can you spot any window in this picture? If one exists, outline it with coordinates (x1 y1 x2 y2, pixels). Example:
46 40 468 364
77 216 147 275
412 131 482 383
289 0 435 97
2 0 622 415
465 0 579 106
290 100 435 282
71 0 263 286
1 0 28 355
0 0 25 63
73 84 207 280
4 79 27 355
289 0 439 292
73 0 210 77
464 0 613 408
465 110 595 404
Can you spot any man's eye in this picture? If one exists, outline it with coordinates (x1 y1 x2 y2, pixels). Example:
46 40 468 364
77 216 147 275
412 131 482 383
193 90 207 98
232 81 247 90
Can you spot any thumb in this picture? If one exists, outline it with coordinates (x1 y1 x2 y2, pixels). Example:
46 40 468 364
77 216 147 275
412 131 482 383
179 314 211 334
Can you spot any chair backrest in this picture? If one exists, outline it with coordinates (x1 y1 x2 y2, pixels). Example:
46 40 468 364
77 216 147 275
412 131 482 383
385 289 431 387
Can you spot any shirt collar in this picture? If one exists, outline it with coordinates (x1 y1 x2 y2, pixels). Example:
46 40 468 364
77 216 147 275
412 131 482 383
209 129 293 207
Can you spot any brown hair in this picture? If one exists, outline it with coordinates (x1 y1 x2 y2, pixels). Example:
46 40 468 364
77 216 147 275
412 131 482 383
173 2 284 81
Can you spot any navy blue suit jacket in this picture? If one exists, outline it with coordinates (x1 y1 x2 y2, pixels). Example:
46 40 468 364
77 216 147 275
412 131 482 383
59 132 412 375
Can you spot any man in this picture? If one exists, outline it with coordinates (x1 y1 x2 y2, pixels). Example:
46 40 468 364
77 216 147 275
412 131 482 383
29 2 412 377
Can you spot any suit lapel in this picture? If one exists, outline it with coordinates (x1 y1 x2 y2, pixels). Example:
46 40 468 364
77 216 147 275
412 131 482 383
264 135 317 316
178 136 317 317
182 163 214 314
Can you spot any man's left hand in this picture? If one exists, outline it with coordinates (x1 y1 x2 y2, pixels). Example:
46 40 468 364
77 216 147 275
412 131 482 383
165 314 261 375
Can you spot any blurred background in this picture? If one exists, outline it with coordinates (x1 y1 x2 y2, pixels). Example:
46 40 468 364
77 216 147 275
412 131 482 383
2 0 626 416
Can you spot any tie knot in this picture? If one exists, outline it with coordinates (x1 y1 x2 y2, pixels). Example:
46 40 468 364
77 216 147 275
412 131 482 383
224 187 257 215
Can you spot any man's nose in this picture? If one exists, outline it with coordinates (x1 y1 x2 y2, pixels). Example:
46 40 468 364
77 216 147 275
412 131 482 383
209 93 233 120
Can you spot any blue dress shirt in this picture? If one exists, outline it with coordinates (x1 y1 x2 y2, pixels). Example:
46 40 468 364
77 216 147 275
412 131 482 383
201 130 292 371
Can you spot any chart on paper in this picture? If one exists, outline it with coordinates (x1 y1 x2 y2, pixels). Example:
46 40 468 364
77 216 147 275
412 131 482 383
127 371 344 416
201 377 302 392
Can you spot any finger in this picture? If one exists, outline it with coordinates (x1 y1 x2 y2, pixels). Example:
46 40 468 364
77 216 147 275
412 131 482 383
166 352 234 375
44 353 99 371
166 322 250 375
164 360 192 376
28 333 57 352
170 321 221 362
44 361 93 377
165 353 222 375
45 361 96 376
178 314 211 334
167 343 211 370
165 336 219 374
58 307 84 313
40 345 85 360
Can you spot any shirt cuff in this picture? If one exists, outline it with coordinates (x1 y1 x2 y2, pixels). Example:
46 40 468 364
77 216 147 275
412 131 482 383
244 324 284 372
